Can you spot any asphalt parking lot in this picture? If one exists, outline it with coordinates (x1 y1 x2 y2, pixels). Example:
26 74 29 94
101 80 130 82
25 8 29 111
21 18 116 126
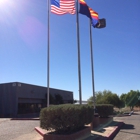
114 111 140 140
1 111 140 140
0 118 42 140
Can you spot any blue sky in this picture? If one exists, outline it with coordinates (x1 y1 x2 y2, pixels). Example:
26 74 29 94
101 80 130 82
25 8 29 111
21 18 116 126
0 0 140 101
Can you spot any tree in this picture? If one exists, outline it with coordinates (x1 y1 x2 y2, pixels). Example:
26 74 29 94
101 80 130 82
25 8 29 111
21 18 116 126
87 96 94 106
44 93 55 105
73 99 77 104
125 90 140 110
54 94 64 104
45 93 64 105
119 93 127 108
68 99 77 104
87 90 121 108
135 92 140 108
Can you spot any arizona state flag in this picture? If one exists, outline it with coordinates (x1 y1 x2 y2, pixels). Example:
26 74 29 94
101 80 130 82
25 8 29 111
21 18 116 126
88 7 99 27
79 0 91 19
79 0 99 27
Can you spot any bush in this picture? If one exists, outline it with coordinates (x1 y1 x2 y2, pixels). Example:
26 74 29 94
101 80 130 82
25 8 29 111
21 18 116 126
96 104 113 117
40 104 94 134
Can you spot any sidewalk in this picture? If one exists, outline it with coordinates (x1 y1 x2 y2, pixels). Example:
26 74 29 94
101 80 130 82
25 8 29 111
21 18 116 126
84 120 124 140
83 112 134 140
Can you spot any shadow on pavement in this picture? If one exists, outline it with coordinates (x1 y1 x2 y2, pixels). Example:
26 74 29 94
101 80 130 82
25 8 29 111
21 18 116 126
112 114 130 117
84 133 107 140
86 121 124 140
119 130 140 136
92 120 118 131
121 123 134 129
132 113 140 115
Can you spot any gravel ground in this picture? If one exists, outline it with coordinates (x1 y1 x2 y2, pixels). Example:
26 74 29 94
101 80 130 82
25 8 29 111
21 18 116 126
114 111 140 140
0 119 42 140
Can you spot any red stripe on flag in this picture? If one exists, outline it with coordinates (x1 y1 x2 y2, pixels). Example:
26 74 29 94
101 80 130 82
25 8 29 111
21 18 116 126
51 0 75 15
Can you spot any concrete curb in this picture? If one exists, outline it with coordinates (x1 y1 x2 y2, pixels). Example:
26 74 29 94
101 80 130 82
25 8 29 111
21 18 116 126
35 126 91 140
101 121 124 140
35 127 46 137
11 118 40 120
129 111 134 116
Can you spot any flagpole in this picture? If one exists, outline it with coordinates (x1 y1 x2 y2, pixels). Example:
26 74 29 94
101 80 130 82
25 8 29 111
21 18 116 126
76 0 82 105
47 0 50 107
89 19 96 111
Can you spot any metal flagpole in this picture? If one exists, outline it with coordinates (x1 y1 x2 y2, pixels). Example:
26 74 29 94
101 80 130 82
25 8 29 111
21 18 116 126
47 0 50 107
89 19 96 111
76 0 82 105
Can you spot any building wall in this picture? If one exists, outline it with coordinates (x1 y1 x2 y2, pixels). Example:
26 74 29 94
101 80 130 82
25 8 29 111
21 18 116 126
16 82 73 103
0 83 18 117
0 82 73 117
17 82 47 104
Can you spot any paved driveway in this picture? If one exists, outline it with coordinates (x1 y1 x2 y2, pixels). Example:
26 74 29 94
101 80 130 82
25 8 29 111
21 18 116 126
114 111 140 140
0 118 42 140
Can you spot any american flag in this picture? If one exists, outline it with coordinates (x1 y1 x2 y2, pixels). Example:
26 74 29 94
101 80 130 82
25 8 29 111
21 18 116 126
51 0 76 15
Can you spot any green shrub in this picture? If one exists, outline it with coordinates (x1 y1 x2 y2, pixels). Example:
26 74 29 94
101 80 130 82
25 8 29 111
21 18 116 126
40 104 94 134
96 104 113 117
